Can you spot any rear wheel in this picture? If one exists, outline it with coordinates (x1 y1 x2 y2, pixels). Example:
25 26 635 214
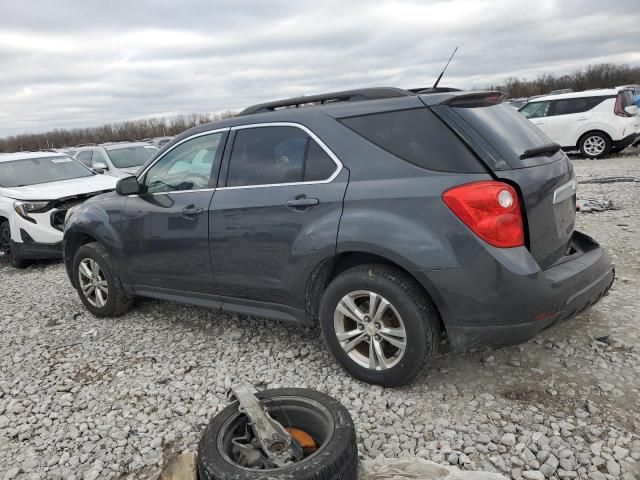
579 132 611 159
72 242 133 317
319 264 441 387
0 221 29 269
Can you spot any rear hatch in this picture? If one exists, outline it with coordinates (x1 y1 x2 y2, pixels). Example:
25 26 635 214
429 94 576 269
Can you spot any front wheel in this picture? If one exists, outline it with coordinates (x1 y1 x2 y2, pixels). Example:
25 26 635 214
72 242 133 317
579 132 611 159
0 221 29 269
319 264 441 387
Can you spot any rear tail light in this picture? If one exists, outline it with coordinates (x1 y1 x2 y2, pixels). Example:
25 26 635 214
614 94 631 117
442 181 524 248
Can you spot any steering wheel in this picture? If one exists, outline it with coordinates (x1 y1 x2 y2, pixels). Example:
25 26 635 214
182 173 210 189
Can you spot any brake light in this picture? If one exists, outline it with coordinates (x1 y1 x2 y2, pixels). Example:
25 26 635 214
442 181 524 248
614 94 630 117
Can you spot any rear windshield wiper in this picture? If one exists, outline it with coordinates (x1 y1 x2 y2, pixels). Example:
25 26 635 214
519 143 561 160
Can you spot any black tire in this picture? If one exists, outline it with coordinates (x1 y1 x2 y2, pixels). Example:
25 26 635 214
578 132 611 159
0 221 29 269
72 242 133 317
198 388 358 480
319 264 441 387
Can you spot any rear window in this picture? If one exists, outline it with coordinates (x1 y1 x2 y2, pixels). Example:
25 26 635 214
619 90 635 108
451 103 560 168
339 108 485 173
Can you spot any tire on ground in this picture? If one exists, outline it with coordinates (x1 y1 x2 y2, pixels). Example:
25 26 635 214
198 388 358 480
578 131 611 159
72 242 133 317
319 264 441 387
0 220 29 269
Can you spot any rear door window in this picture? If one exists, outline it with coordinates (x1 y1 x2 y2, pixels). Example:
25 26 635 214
226 126 337 187
339 108 484 173
550 97 609 116
519 101 550 118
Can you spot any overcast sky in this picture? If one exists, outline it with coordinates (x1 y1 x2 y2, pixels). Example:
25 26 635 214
1 0 638 137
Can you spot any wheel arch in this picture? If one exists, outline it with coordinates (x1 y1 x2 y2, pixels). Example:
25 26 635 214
63 228 100 287
305 250 447 335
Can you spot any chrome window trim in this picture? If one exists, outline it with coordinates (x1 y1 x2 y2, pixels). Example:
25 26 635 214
217 122 343 190
132 128 230 196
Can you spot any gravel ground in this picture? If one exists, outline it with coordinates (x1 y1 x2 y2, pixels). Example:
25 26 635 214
1 152 639 480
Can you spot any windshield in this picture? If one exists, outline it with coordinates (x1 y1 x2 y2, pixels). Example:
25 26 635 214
0 156 94 187
106 145 158 168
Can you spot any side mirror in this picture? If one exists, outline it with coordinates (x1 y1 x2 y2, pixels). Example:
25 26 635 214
116 175 140 196
624 105 639 116
92 161 108 174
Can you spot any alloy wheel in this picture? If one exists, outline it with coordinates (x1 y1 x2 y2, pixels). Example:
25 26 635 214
78 258 109 308
583 135 606 157
333 290 407 370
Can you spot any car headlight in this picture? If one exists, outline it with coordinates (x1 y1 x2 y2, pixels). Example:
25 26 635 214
13 201 51 221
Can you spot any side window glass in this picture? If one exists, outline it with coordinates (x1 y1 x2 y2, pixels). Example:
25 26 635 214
77 151 93 167
144 133 222 194
226 126 336 187
520 102 550 119
304 140 336 181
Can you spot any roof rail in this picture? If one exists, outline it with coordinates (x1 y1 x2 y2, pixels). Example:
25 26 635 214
239 87 414 116
75 143 98 147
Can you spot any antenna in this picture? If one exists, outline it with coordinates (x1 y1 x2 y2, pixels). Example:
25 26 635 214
433 46 459 89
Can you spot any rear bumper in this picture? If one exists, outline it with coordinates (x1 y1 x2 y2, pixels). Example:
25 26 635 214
11 239 62 260
613 132 639 150
416 231 614 351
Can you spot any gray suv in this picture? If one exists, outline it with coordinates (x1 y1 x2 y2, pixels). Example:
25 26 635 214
63 88 614 386
74 142 159 178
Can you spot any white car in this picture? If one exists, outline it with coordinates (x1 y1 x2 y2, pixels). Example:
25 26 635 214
73 142 159 178
0 151 118 268
518 89 640 158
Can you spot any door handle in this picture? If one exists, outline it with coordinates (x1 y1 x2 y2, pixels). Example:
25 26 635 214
180 204 203 219
286 195 319 211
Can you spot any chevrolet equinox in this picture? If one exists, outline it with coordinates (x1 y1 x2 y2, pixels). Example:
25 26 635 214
63 88 614 386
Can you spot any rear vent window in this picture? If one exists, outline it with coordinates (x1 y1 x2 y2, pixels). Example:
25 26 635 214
340 108 485 173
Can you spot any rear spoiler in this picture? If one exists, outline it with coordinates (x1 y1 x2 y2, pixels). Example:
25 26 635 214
420 91 506 107
437 91 506 107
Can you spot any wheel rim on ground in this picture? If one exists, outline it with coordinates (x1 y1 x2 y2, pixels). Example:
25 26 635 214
333 290 407 370
78 258 109 308
218 395 334 470
583 135 606 156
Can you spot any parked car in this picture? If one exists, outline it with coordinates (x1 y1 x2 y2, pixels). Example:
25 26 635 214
73 142 159 177
518 88 640 158
0 151 118 268
151 136 173 148
64 87 614 387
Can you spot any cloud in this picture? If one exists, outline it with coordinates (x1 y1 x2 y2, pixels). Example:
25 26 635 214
0 0 638 136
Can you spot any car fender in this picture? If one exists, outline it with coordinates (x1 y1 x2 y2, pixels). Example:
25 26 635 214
575 121 619 144
63 194 129 283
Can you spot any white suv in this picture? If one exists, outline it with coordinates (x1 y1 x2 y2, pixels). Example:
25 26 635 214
0 151 118 268
519 89 640 158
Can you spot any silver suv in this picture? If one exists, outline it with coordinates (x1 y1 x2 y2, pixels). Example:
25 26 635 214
74 142 158 177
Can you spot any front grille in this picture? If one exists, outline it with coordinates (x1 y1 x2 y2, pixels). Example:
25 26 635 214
51 210 67 231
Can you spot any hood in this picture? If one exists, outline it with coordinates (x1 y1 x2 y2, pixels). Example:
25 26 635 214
0 174 118 201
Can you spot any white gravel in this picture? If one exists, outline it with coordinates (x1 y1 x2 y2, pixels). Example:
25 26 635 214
1 152 639 480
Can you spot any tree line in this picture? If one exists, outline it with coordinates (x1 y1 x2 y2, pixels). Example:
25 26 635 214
487 63 640 98
0 112 235 153
1 63 638 153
